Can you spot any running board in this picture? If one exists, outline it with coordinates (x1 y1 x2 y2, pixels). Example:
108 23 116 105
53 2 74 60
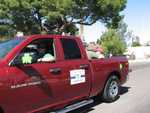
52 99 94 113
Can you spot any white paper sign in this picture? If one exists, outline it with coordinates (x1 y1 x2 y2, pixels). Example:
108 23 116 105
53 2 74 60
70 69 86 85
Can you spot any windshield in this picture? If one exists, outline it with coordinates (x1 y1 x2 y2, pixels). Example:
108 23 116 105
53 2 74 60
0 38 24 59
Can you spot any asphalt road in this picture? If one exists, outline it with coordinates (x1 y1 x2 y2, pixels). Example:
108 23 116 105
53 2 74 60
70 61 150 113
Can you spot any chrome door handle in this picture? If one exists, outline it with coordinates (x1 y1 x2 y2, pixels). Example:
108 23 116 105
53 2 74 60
79 64 89 69
50 68 61 74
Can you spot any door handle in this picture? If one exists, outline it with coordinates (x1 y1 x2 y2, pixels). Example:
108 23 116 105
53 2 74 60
79 64 89 69
50 68 61 74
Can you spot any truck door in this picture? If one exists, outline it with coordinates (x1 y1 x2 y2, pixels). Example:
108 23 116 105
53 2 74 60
5 37 68 113
58 38 91 101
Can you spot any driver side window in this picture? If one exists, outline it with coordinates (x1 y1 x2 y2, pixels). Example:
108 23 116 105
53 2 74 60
16 38 55 65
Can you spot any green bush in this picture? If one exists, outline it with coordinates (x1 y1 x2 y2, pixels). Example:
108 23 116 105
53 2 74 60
98 29 126 56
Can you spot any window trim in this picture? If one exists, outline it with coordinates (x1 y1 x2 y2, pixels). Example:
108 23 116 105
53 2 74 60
9 38 57 66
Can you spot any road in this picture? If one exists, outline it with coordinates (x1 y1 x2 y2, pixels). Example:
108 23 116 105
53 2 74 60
70 61 150 113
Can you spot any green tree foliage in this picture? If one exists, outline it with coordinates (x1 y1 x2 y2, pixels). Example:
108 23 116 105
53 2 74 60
0 25 14 40
116 21 130 46
132 41 141 47
98 29 126 56
0 0 42 35
126 33 141 47
117 21 141 47
0 0 127 35
131 36 140 47
117 21 128 39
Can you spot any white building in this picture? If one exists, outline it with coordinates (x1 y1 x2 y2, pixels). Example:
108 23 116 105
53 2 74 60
126 46 150 59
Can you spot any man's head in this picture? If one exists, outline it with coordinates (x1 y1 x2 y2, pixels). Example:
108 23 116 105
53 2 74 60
38 44 47 55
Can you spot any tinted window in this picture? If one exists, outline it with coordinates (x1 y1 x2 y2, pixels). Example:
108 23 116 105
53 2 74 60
61 39 81 60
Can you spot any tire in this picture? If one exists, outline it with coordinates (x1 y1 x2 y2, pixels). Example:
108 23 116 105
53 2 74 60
102 75 120 102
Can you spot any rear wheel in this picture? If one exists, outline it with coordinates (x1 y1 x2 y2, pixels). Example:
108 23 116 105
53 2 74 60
102 75 120 102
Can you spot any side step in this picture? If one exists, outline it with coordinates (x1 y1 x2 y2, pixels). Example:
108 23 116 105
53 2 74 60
52 99 94 113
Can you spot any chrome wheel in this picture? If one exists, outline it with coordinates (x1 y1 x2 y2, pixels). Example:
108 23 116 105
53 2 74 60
102 75 120 102
109 81 119 98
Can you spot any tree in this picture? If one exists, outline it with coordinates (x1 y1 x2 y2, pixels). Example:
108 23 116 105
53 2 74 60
117 21 128 38
98 29 126 56
125 31 141 47
0 24 14 40
116 21 141 47
132 42 141 47
0 0 127 35
131 36 141 46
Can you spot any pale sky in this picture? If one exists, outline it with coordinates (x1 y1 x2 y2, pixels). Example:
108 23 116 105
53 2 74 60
82 0 150 44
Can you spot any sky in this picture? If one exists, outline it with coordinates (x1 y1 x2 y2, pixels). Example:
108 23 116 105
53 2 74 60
82 0 150 44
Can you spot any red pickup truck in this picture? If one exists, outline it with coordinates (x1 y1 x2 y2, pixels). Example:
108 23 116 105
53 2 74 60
0 35 129 113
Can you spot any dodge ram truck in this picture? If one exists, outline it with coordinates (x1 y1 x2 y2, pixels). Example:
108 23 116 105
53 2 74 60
0 35 129 113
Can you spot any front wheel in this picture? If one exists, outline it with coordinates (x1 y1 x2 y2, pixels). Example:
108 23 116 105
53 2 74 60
102 75 120 102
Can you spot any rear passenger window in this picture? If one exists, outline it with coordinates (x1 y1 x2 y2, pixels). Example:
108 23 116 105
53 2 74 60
61 39 81 60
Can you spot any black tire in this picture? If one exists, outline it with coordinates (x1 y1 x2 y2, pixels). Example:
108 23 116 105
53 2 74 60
102 75 120 102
